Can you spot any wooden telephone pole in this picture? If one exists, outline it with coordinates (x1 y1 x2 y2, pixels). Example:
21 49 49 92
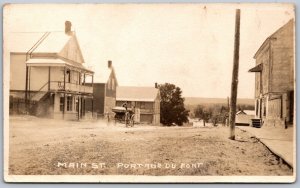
227 96 230 126
229 9 241 140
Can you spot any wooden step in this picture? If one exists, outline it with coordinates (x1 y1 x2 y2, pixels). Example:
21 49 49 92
250 118 262 128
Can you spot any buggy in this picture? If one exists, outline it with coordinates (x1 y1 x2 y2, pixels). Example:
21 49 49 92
112 106 135 127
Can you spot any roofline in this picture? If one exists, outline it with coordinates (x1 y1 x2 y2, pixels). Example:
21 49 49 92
11 52 57 56
117 86 159 89
72 34 86 64
253 37 271 59
11 52 27 55
116 98 155 102
253 19 294 59
57 56 94 73
111 67 118 86
86 82 105 85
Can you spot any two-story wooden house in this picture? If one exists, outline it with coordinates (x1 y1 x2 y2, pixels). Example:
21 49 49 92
248 19 295 128
9 21 94 120
116 85 160 124
85 60 118 118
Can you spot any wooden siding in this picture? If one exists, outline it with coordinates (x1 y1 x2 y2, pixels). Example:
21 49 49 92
59 35 84 64
254 20 294 96
255 45 270 96
10 54 27 91
106 72 117 98
29 66 49 91
104 96 116 115
253 20 294 125
86 83 105 115
268 98 282 119
116 92 160 124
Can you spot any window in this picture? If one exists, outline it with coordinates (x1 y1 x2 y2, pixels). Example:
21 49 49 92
67 96 73 111
66 69 71 83
60 97 64 112
75 97 79 112
140 102 145 109
79 73 81 85
263 101 266 117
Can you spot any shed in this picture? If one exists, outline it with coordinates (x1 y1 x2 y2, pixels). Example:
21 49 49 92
236 110 255 125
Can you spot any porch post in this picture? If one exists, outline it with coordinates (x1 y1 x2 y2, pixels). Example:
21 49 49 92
48 66 51 91
63 66 66 119
77 96 80 121
92 74 94 87
92 74 94 118
80 97 83 118
83 73 86 86
92 97 94 118
28 67 31 100
25 65 28 114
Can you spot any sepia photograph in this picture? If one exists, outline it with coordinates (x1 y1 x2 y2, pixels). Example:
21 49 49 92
2 3 296 183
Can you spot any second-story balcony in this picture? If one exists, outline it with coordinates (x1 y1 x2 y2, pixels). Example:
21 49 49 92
50 81 93 94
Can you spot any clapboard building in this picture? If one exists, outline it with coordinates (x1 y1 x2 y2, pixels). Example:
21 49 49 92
9 21 94 120
249 19 294 127
116 85 160 124
85 60 118 118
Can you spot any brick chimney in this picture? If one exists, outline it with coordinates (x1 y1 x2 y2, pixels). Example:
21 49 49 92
65 21 72 35
108 60 112 68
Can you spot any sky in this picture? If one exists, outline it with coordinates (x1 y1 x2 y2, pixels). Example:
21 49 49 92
4 4 294 98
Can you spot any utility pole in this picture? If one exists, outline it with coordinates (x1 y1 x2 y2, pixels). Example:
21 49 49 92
229 9 241 140
227 96 230 126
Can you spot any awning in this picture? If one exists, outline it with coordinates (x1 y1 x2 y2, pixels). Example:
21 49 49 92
26 58 94 74
26 58 66 67
248 63 263 72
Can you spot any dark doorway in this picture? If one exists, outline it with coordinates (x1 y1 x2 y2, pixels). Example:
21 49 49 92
259 99 262 118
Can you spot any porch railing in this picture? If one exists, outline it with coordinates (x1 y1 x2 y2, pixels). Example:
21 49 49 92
49 81 93 93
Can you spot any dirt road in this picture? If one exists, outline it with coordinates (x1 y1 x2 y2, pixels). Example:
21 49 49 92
8 116 292 175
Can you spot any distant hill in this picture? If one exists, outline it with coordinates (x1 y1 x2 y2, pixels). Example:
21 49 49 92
184 97 254 106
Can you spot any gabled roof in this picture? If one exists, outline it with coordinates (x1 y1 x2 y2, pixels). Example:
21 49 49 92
254 19 294 59
9 31 72 54
116 86 160 102
94 67 113 83
33 32 72 53
236 110 255 116
9 30 91 72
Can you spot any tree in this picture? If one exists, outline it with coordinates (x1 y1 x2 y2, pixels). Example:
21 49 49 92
194 105 211 126
194 104 229 126
158 83 189 126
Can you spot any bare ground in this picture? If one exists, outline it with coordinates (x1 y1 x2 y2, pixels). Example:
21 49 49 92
8 116 292 176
